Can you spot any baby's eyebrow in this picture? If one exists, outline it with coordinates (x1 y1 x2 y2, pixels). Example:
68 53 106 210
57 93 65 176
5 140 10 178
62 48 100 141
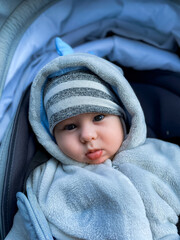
65 122 76 126
62 120 76 127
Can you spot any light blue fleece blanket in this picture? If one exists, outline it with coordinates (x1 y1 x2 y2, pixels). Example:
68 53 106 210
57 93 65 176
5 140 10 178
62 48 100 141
6 139 180 240
5 53 180 240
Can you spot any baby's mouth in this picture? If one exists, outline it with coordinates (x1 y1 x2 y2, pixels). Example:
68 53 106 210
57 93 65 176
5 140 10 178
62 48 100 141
86 149 103 160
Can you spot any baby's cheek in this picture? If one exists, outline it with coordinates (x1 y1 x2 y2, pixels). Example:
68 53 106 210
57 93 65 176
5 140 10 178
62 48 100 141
63 141 81 159
57 137 71 154
108 131 123 150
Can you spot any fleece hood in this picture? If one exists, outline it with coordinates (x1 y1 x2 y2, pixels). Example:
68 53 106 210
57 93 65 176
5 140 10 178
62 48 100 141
29 53 146 165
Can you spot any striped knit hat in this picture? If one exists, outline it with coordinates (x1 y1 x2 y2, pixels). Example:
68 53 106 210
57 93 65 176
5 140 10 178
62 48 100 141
44 69 126 134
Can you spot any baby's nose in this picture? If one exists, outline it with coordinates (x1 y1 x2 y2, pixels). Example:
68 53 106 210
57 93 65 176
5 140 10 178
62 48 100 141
80 126 97 143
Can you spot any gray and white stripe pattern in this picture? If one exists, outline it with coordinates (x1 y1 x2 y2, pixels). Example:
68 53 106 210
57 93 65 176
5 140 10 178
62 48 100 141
44 70 125 133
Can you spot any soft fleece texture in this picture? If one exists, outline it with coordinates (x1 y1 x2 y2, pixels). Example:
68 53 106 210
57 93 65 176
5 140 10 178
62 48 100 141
5 53 180 240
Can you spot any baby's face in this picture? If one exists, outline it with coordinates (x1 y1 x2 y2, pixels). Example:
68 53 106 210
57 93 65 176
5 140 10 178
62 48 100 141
54 113 124 164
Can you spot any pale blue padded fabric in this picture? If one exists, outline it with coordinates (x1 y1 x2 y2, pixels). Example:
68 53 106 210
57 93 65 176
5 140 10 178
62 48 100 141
1 0 180 144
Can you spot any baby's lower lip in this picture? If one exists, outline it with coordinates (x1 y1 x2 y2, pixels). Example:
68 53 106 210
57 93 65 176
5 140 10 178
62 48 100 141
86 150 103 160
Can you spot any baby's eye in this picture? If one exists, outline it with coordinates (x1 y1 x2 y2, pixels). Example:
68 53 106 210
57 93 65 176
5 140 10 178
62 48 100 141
93 114 105 122
64 124 76 131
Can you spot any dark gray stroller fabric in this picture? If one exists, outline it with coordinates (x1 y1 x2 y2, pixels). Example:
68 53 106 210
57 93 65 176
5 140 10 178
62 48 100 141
1 86 51 238
123 68 180 145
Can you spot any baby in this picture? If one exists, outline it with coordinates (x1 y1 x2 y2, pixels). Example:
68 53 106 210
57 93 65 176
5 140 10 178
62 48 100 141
44 68 126 165
5 53 180 240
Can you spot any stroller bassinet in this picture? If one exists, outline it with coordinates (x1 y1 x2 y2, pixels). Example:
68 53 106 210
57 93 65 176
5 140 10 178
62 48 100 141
0 0 180 239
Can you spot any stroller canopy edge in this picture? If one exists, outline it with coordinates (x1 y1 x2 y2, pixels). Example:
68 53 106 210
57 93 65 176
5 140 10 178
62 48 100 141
0 0 59 98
